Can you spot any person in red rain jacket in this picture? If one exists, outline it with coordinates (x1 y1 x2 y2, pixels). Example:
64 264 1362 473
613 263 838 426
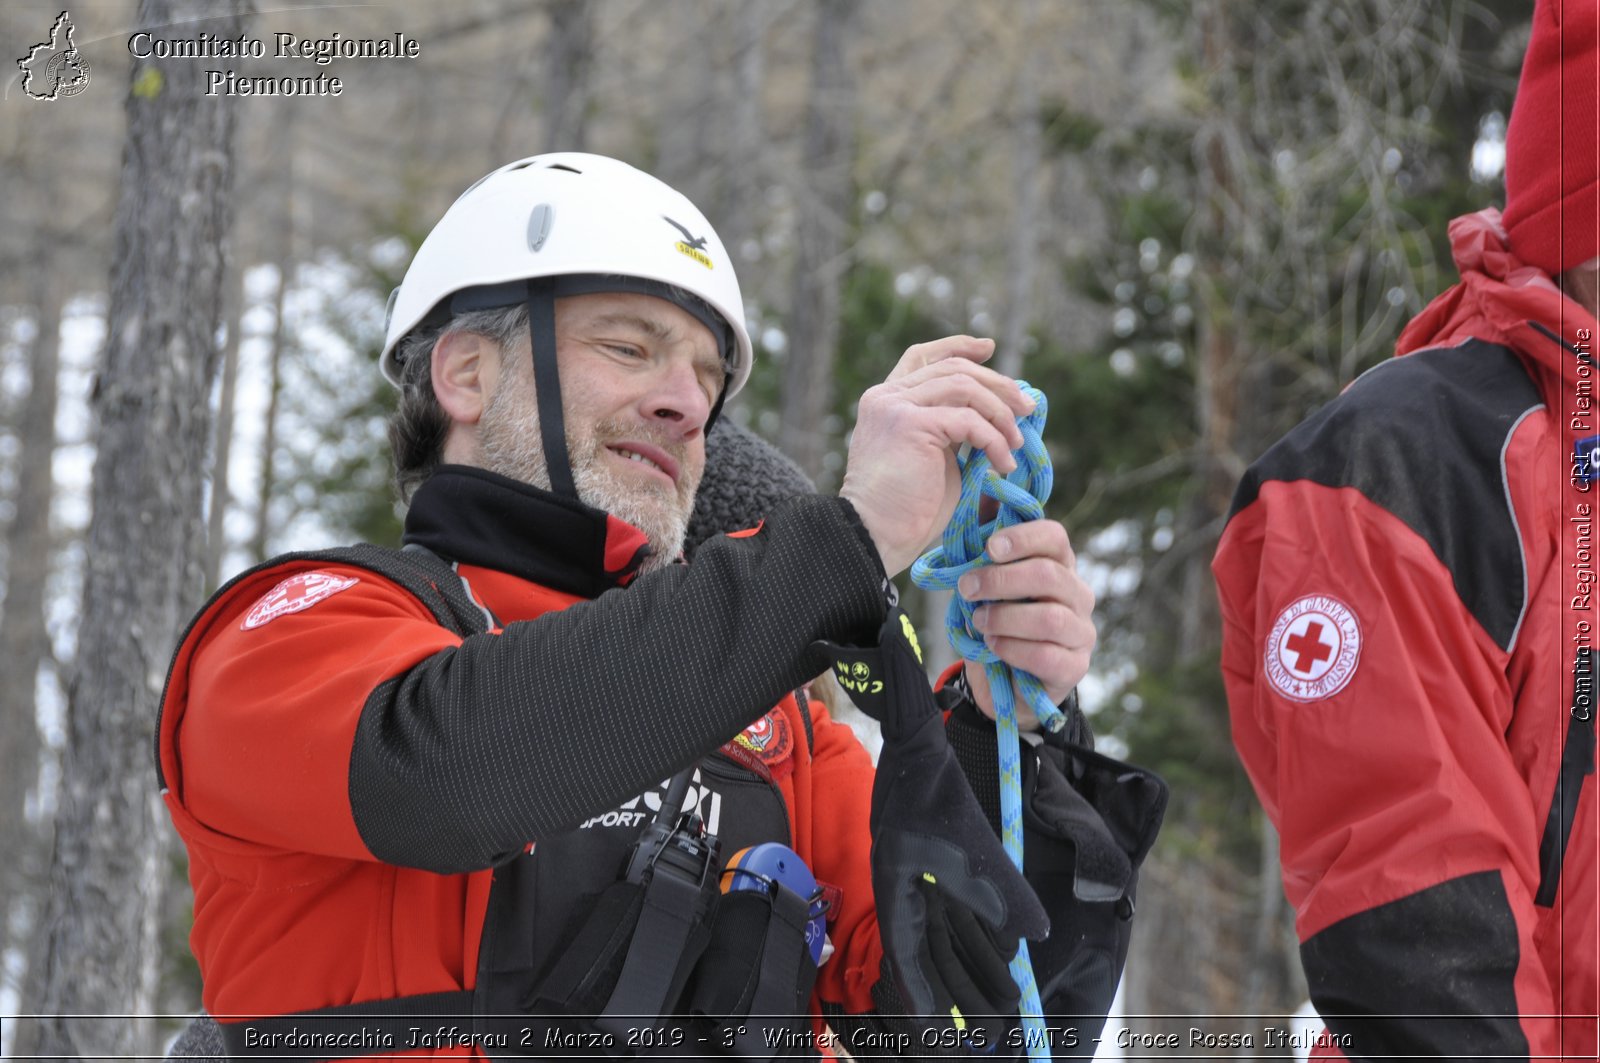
1214 2 1599 1058
157 152 1156 1061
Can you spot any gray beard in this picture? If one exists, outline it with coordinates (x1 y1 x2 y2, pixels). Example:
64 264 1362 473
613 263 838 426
478 379 699 574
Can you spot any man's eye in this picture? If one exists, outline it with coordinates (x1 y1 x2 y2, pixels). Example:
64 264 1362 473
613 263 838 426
606 344 646 360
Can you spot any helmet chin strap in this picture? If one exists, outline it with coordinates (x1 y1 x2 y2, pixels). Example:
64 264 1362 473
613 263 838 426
512 274 734 501
705 382 730 436
525 279 578 500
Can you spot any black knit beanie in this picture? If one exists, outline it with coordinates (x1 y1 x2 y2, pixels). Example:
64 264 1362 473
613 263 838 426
686 419 814 558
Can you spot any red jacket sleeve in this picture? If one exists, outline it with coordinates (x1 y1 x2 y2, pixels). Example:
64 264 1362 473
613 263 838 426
1215 480 1553 1056
175 563 461 860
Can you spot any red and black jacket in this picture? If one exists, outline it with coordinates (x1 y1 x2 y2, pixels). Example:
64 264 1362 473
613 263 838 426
158 464 1137 1059
157 466 895 1055
1213 210 1598 1060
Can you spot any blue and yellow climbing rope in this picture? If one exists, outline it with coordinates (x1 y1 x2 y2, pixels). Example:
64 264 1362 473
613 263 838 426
910 381 1061 1061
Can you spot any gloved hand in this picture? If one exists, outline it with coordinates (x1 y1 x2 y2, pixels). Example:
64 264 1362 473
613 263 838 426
922 876 1022 1047
817 608 1049 1021
944 696 1168 1054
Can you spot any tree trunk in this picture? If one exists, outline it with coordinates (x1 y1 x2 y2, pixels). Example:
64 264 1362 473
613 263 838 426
24 0 243 1055
996 0 1044 382
542 0 594 153
652 5 719 194
0 258 63 976
720 1 769 269
204 266 245 590
779 0 859 485
250 232 293 565
248 108 295 565
1244 817 1281 1016
1179 0 1243 663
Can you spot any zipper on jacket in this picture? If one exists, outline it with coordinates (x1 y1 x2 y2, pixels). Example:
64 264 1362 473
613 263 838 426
1535 647 1597 907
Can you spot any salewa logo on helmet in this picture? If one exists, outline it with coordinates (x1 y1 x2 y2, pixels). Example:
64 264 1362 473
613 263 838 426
17 11 91 101
663 216 713 270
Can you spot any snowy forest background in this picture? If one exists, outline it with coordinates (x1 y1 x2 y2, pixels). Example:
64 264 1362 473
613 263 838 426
0 0 1529 1057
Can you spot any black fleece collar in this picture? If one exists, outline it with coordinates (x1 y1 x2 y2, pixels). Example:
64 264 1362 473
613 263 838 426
402 465 652 599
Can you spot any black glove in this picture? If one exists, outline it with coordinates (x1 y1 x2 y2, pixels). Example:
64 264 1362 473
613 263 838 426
947 698 1168 1055
816 609 1049 1023
924 877 1022 1047
866 874 1023 1055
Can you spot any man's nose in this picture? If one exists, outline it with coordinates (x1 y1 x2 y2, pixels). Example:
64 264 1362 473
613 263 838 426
645 357 712 435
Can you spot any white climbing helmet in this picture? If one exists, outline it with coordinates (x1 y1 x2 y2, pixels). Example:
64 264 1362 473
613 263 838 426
379 152 753 400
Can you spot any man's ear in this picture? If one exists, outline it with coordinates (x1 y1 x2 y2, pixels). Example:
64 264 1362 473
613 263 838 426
432 329 497 427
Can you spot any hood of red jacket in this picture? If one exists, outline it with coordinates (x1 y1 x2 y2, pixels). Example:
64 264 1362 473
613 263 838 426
1396 208 1598 414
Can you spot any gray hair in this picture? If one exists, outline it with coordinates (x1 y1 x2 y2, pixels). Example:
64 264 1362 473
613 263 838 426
387 304 527 502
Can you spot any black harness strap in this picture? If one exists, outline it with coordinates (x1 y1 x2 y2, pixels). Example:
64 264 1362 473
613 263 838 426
792 687 815 756
596 833 720 1036
734 886 813 1053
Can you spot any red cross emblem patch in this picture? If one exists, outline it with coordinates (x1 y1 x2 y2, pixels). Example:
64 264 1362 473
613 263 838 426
242 571 360 631
1264 594 1361 702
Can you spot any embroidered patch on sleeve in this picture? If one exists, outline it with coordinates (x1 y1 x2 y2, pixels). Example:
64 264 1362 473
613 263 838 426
242 571 361 631
733 708 793 766
1264 594 1362 702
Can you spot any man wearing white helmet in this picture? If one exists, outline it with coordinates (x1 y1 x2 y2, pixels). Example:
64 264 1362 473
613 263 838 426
157 153 1161 1060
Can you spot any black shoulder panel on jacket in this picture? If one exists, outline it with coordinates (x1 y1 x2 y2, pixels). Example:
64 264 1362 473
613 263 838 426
1301 870 1528 1060
1228 341 1542 651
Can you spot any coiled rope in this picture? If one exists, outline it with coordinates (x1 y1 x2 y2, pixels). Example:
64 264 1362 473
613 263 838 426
909 381 1060 1060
